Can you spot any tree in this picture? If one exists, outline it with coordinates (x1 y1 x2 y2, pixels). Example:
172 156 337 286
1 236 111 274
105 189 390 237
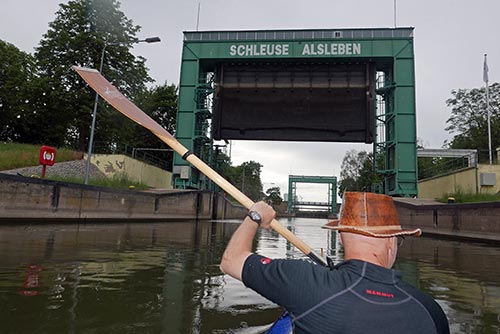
234 161 263 201
212 148 236 184
338 149 381 197
265 186 283 206
210 150 264 201
139 84 177 134
133 83 177 145
118 82 178 169
445 83 500 161
0 40 36 142
34 0 152 151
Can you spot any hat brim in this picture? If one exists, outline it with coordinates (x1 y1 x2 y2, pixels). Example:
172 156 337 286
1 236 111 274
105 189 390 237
322 220 422 238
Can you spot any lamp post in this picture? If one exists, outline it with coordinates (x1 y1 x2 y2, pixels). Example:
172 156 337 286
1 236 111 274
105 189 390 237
84 36 161 185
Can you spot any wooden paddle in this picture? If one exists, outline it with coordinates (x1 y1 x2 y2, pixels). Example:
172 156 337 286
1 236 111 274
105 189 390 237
72 66 328 267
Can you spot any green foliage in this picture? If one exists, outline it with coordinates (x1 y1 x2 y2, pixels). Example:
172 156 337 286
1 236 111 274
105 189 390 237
1 2 178 162
135 83 177 137
233 161 264 201
339 149 382 197
34 0 152 151
264 186 283 206
445 83 500 162
126 83 178 168
212 149 236 183
438 191 500 204
0 40 36 142
47 172 149 190
212 150 263 201
0 142 83 170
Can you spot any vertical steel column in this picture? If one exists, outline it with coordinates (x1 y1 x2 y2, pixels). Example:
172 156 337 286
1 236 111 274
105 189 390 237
391 40 418 196
173 45 200 188
287 180 295 213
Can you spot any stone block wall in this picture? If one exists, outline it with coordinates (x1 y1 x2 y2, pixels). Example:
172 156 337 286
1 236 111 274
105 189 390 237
0 174 222 222
396 200 500 243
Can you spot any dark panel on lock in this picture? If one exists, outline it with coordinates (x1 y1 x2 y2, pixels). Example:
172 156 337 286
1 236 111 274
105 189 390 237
213 62 375 143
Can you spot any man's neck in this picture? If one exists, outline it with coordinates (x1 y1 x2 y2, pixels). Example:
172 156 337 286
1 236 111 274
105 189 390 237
343 251 391 269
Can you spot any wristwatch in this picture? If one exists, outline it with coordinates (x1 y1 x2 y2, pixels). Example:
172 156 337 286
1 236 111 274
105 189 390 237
246 211 262 225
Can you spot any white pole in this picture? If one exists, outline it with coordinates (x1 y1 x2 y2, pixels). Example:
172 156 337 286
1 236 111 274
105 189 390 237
487 82 491 165
196 2 201 31
394 0 397 28
485 54 492 165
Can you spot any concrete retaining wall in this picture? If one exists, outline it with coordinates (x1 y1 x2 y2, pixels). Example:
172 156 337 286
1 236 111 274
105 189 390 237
0 174 246 222
2 174 499 244
396 200 500 243
213 195 250 220
90 154 173 189
419 164 500 198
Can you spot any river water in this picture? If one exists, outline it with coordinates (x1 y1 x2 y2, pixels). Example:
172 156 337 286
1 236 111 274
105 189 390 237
0 218 499 334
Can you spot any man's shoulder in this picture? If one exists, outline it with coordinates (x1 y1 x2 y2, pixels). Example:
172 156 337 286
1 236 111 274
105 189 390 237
397 280 450 333
244 253 320 271
243 253 337 284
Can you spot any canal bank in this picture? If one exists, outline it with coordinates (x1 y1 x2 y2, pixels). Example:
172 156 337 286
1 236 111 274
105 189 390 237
0 173 246 222
395 198 500 244
2 173 500 245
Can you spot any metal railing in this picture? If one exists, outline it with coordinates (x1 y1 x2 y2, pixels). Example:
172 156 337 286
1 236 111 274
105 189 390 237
91 142 172 171
184 28 414 42
419 156 470 180
418 149 499 180
126 146 172 171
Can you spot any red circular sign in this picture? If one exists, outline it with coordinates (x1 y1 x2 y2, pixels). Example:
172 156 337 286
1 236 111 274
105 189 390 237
39 146 57 166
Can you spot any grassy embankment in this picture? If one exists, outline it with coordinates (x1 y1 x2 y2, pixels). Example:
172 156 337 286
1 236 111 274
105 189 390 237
0 142 149 190
438 191 500 203
0 142 82 170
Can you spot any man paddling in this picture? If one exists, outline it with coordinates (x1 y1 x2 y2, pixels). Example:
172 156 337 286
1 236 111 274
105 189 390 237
220 191 450 334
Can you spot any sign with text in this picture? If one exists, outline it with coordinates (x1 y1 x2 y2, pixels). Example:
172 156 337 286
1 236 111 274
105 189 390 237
228 42 362 58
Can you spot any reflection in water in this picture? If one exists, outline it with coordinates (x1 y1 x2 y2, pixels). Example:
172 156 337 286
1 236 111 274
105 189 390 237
0 219 499 333
396 237 500 334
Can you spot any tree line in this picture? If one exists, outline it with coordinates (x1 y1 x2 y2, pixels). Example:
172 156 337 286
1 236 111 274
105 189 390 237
0 0 275 202
0 0 176 158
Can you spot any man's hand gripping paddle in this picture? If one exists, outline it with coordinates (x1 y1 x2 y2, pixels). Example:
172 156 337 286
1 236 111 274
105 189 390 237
72 66 328 267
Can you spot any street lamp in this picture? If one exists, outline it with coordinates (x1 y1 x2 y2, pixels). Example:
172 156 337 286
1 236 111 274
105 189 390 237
84 36 161 185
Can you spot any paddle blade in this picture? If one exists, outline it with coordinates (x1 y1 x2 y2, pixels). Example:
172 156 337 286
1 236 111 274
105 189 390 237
72 66 175 142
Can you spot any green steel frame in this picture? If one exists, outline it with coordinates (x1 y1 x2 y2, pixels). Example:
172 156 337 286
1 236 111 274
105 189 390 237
287 175 337 214
174 28 417 196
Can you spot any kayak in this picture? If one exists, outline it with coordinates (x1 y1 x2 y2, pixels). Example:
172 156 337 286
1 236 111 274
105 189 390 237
263 310 293 334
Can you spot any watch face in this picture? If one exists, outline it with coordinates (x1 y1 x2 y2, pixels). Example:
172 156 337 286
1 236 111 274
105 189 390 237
250 212 260 220
249 211 262 222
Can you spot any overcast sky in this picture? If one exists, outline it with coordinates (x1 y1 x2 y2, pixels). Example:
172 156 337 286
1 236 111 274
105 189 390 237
1 0 498 201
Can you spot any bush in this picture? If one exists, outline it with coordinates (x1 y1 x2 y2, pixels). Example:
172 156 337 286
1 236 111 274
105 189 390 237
47 172 150 190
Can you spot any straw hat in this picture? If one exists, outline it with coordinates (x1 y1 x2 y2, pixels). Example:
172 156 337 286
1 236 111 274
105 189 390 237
322 192 422 237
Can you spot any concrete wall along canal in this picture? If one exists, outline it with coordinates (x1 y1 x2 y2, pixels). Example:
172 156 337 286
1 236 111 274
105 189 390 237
0 173 247 221
395 198 500 243
3 173 499 244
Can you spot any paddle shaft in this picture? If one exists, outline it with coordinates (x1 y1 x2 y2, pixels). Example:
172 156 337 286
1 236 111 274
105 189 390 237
157 133 327 266
73 66 328 267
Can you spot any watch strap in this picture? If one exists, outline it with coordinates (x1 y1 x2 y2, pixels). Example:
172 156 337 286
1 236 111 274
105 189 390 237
246 211 262 225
